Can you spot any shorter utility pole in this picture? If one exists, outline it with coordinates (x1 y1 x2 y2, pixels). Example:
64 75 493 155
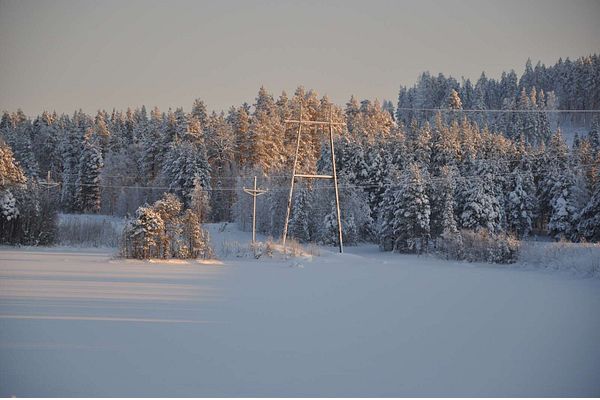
243 176 268 243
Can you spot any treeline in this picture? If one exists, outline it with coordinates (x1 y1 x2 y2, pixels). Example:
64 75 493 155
397 54 600 133
1 55 600 252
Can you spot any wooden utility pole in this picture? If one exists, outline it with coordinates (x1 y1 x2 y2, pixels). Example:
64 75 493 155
243 176 268 243
282 105 345 253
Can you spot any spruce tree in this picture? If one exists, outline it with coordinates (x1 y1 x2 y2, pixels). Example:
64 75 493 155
429 165 458 239
288 183 311 242
506 171 536 237
577 168 600 242
547 168 580 240
395 163 431 253
162 140 211 206
377 166 402 251
458 160 503 233
77 128 103 213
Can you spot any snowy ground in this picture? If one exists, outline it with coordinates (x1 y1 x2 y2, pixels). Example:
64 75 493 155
1 224 599 396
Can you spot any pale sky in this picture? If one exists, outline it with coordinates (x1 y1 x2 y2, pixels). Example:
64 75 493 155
0 0 598 116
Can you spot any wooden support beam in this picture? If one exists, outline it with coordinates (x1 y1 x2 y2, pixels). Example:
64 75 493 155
284 119 345 126
294 174 334 179
328 106 344 253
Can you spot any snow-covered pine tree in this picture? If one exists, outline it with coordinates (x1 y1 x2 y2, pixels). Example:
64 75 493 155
229 106 250 168
76 128 103 213
3 111 39 178
536 89 551 143
572 135 597 194
59 115 83 211
506 170 536 237
537 129 569 227
125 205 164 259
141 107 164 182
0 139 26 241
576 168 600 242
393 163 431 253
547 167 580 240
363 143 388 216
180 209 213 259
31 111 60 177
247 87 285 173
0 139 27 189
152 193 183 258
429 165 458 239
191 99 208 129
448 89 463 110
94 110 111 155
430 113 460 175
288 183 311 242
377 166 402 251
204 112 236 222
318 176 373 246
431 166 464 259
458 160 503 233
189 178 211 223
345 95 360 138
162 140 211 207
588 114 600 152
413 122 432 168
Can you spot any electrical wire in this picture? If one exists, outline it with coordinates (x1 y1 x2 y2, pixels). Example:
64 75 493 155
37 160 598 193
395 107 600 114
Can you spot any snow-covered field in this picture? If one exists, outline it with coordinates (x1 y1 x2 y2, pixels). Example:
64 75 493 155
1 224 599 396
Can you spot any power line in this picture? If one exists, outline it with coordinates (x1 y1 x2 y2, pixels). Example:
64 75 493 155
54 151 584 182
37 159 598 193
395 107 600 114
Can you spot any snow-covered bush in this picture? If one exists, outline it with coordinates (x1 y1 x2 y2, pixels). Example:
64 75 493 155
122 206 164 259
120 193 213 259
439 229 520 264
218 240 250 258
519 240 600 276
436 231 464 260
461 229 520 264
57 214 123 247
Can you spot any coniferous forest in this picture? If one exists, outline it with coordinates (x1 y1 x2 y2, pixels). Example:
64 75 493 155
1 55 600 258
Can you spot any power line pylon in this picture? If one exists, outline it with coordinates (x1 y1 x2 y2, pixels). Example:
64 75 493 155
243 175 268 244
282 105 345 253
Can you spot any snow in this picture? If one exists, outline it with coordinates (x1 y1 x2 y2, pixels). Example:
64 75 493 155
1 224 599 396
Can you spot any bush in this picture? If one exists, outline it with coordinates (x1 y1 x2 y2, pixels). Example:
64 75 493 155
57 214 122 247
438 229 520 264
520 240 600 276
120 193 213 260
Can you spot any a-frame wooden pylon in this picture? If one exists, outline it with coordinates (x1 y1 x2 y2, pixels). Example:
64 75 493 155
282 105 345 253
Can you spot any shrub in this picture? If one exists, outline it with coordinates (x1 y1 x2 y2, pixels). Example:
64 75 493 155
438 229 520 264
120 193 213 260
57 214 122 247
520 240 600 276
